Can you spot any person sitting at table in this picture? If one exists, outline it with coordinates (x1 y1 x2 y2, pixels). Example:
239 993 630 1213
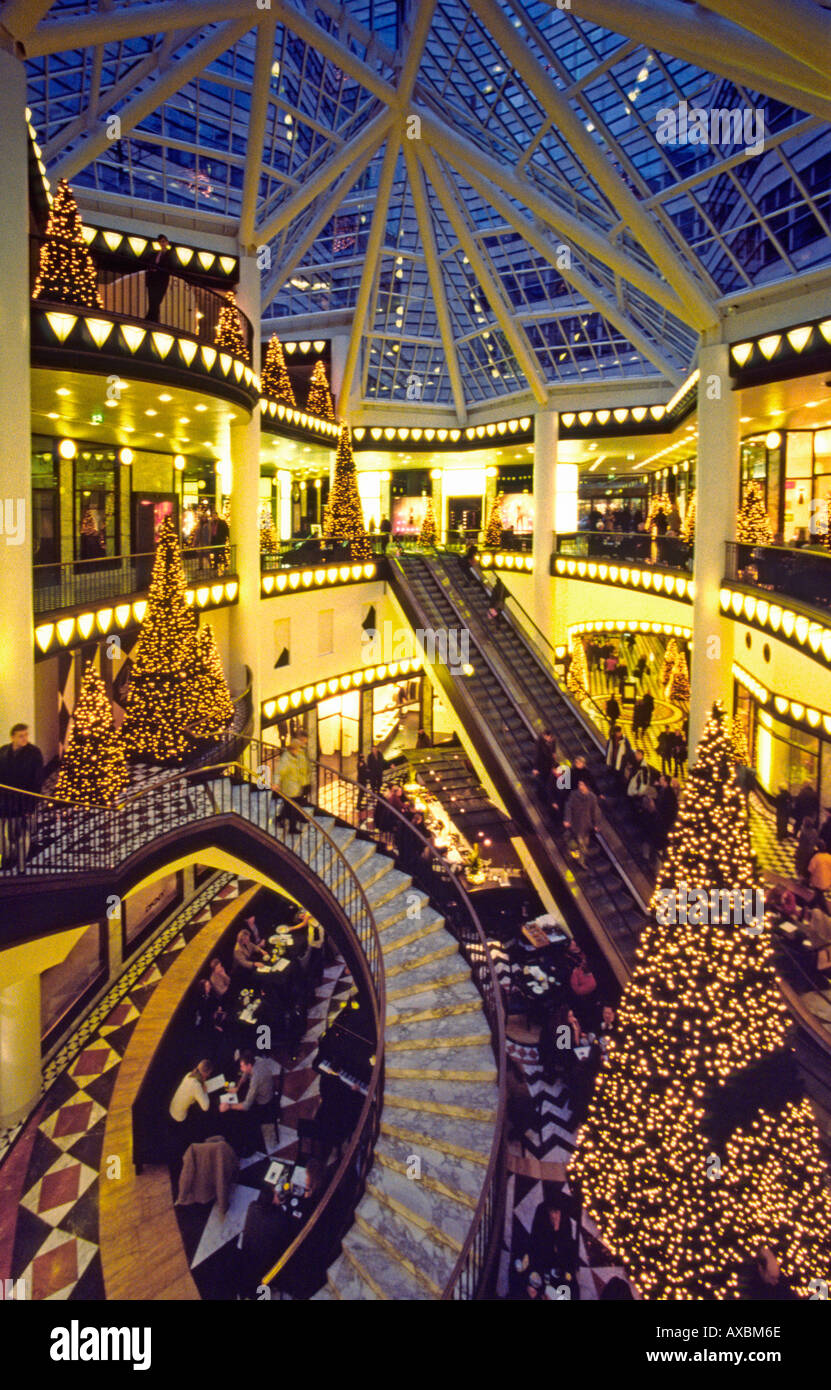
238 1184 293 1300
527 1194 577 1296
597 1003 617 1054
221 1049 275 1155
233 926 268 975
569 950 597 1006
243 912 265 948
169 1059 213 1156
209 956 231 998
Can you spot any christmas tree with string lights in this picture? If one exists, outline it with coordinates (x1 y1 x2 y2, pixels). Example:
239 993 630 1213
213 290 250 363
730 715 750 766
566 636 590 700
32 179 102 309
261 333 296 406
660 636 680 688
570 703 831 1300
681 491 696 545
259 504 279 566
187 625 234 743
484 493 504 548
646 494 671 534
54 663 128 808
418 495 437 547
326 423 371 561
737 481 772 544
667 649 690 704
121 517 199 765
306 359 335 421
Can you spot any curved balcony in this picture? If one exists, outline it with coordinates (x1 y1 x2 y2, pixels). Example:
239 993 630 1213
557 530 693 573
30 236 259 412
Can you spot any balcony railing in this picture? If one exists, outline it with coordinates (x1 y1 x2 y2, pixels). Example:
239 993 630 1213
34 544 236 616
557 530 693 573
30 234 254 359
724 541 831 618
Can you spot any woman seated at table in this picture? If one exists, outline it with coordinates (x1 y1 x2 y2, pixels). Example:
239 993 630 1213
233 926 268 974
209 956 231 998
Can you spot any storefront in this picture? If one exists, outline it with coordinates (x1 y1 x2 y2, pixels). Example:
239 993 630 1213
734 678 831 805
740 427 831 542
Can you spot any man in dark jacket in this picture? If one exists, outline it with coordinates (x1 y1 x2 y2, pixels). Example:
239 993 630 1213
145 234 172 322
0 723 44 868
238 1185 293 1299
366 744 385 793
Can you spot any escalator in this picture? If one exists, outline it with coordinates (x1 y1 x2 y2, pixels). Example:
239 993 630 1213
388 552 649 984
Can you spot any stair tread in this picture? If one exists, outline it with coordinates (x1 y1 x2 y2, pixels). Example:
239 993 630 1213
386 982 483 1021
367 1162 477 1234
384 1074 498 1113
326 1246 387 1301
340 1223 433 1300
377 1128 489 1198
359 1189 458 1288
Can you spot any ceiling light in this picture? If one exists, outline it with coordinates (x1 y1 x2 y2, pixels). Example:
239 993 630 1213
145 408 157 417
159 393 172 401
195 403 207 412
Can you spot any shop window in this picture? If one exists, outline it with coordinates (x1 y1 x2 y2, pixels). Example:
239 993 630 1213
373 679 420 755
318 693 360 776
756 712 818 797
75 447 119 559
41 923 106 1047
123 874 183 954
783 432 812 542
32 439 60 574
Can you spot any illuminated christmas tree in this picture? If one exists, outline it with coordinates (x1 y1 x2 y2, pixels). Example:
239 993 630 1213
187 625 234 743
306 359 334 420
660 636 680 687
484 493 504 548
32 179 102 309
418 495 437 547
566 636 590 700
121 517 199 765
213 290 250 363
570 704 831 1299
261 333 296 406
327 424 371 561
667 649 690 704
259 504 279 566
681 491 696 545
54 663 128 807
737 481 772 544
730 716 750 766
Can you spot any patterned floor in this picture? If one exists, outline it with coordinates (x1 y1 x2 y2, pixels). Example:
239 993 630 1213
496 1035 634 1300
174 958 356 1300
0 873 243 1300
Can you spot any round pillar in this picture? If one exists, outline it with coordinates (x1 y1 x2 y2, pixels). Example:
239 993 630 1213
689 341 740 757
533 410 558 641
228 252 262 735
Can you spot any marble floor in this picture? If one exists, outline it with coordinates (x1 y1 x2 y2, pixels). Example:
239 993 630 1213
0 873 242 1300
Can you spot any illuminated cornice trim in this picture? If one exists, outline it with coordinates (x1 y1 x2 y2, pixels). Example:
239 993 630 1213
553 554 694 601
261 562 377 597
262 654 423 725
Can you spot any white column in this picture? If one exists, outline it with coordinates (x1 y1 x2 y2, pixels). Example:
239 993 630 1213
533 410 558 641
0 51 34 738
329 330 350 422
689 341 740 757
0 974 41 1127
229 253 262 736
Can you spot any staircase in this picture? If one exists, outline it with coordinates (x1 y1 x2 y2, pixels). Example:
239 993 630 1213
306 811 500 1300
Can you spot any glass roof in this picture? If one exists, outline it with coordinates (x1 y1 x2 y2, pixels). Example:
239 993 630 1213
15 0 831 413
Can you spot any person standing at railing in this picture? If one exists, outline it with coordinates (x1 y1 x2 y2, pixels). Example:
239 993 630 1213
0 723 44 870
145 234 172 322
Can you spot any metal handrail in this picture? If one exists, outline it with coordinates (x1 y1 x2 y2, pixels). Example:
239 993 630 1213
33 545 237 616
303 753 507 1300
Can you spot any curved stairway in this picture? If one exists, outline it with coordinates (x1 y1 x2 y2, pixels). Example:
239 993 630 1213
305 811 500 1300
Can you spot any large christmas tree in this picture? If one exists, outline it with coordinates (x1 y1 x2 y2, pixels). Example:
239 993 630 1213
261 333 296 406
566 636 590 700
306 359 335 421
667 649 690 704
484 493 504 548
187 625 234 743
213 291 250 363
121 517 199 764
33 179 102 309
55 663 129 807
570 704 831 1299
326 424 371 561
737 481 773 544
418 495 437 547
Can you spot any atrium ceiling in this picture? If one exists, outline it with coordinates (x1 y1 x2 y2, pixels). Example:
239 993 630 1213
6 0 831 418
